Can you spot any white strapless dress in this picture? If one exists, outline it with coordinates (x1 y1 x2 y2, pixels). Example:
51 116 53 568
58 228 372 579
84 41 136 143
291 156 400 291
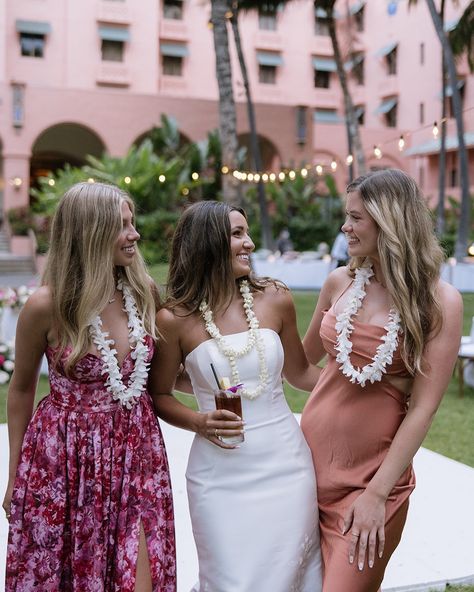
185 328 322 592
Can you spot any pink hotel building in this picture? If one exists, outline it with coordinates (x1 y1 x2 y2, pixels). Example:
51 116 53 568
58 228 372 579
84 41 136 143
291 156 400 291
0 0 473 221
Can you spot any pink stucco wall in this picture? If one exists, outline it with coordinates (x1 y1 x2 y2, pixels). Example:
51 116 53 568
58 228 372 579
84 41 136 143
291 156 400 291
0 0 472 217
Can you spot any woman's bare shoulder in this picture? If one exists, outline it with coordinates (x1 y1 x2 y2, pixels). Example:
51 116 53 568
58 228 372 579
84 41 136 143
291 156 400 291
22 286 53 316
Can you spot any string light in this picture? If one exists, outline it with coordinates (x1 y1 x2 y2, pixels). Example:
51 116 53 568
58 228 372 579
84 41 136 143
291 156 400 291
346 154 354 165
278 172 286 181
288 170 296 180
247 173 254 182
316 165 323 175
124 176 131 184
398 135 405 151
373 145 382 159
432 121 439 138
158 174 166 182
182 187 189 196
269 172 277 182
48 178 55 186
262 173 269 182
191 172 199 180
221 165 229 174
254 173 261 182
301 167 308 178
330 159 337 171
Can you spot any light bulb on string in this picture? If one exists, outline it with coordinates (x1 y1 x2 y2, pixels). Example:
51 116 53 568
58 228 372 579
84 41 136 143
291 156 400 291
191 172 199 181
330 160 337 171
262 173 269 182
398 135 405 151
278 172 286 181
247 173 254 182
254 173 261 183
221 165 229 174
301 168 308 178
346 154 353 165
241 172 247 181
316 165 323 176
289 170 296 180
269 173 277 182
374 145 382 159
432 121 439 138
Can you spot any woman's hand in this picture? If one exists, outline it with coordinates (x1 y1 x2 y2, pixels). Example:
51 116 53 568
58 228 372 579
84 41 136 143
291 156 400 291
342 489 386 571
196 409 245 449
2 481 14 522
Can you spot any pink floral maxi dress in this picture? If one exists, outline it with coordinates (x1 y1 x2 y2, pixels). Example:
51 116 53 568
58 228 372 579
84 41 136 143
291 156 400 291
6 336 176 592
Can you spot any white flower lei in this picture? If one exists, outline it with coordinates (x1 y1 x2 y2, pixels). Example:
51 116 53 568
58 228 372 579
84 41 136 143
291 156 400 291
89 280 150 408
199 280 268 400
335 266 401 387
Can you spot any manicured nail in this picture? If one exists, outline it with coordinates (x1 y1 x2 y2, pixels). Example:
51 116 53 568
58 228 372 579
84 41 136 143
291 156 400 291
358 562 364 571
369 560 373 568
341 526 346 535
349 555 354 564
379 551 383 558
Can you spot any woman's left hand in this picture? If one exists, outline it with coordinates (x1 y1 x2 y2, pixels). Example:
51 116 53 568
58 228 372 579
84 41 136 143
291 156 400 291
342 489 386 571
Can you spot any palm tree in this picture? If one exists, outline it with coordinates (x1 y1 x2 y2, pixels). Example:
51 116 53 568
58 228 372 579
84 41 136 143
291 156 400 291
438 0 448 236
449 1 474 70
210 0 241 206
228 1 291 248
314 0 366 179
409 0 471 260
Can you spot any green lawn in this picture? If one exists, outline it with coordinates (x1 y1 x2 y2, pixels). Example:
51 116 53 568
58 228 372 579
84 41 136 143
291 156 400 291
2 266 473 468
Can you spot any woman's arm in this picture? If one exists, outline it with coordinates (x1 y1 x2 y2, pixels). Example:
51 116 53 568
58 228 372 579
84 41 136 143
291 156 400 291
150 308 244 448
272 288 321 392
303 267 350 364
2 288 51 516
344 282 463 570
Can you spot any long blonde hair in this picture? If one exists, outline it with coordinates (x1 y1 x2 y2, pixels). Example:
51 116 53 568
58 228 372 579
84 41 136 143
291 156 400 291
347 169 444 375
42 182 158 373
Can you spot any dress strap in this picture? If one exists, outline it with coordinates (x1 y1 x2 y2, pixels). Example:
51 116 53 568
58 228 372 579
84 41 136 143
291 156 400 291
329 278 354 316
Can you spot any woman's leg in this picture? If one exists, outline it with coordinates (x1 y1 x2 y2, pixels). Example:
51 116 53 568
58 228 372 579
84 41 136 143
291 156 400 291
134 522 152 592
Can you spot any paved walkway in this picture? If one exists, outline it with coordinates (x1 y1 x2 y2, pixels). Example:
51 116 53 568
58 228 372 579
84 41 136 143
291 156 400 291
0 418 473 591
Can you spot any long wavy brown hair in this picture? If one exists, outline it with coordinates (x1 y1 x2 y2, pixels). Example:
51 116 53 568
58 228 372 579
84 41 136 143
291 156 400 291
166 200 281 314
42 182 158 373
346 169 444 374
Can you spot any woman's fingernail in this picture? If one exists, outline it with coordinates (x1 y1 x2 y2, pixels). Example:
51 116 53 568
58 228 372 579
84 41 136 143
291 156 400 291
379 551 383 558
349 555 354 564
369 560 373 568
358 562 364 571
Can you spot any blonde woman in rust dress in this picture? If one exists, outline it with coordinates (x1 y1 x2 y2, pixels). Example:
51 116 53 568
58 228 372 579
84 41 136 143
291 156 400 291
300 169 462 592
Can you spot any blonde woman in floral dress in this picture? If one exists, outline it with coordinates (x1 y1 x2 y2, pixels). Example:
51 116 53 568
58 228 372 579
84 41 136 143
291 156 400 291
300 169 462 592
3 182 175 591
150 201 323 592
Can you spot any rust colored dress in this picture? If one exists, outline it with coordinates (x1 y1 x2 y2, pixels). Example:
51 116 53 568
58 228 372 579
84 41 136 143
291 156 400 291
301 308 415 592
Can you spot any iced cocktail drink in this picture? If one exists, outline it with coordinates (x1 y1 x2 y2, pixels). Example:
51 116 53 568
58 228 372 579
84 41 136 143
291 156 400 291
214 389 244 444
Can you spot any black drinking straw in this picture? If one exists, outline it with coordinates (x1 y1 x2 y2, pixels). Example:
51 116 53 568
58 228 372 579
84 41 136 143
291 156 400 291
210 363 221 389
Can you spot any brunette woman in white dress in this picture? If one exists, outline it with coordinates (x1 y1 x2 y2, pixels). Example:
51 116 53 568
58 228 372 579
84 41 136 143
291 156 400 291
150 201 323 592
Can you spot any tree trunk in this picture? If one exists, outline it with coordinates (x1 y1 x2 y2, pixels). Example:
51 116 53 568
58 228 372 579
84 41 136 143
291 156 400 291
211 0 241 206
230 8 273 249
327 14 366 178
425 0 470 260
437 0 447 237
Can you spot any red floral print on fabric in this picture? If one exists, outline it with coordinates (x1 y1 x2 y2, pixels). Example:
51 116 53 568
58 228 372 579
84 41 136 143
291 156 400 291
6 336 176 592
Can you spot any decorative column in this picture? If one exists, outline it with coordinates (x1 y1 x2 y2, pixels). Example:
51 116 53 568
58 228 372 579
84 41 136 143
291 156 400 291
2 152 31 213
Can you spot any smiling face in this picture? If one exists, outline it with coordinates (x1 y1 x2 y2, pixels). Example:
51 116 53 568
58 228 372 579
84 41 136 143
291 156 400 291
113 200 140 267
341 190 379 260
229 210 255 279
